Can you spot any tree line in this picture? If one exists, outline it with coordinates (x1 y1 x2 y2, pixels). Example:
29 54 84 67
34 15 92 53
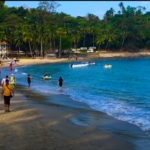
0 1 150 57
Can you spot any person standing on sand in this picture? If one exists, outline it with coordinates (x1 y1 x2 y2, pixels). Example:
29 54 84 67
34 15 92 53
58 76 63 91
1 79 14 112
75 56 78 61
27 74 32 89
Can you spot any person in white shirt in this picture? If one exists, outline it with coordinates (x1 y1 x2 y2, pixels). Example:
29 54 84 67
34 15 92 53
1 76 9 86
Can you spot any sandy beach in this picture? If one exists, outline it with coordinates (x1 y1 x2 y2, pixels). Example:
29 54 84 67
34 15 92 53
95 51 150 58
1 51 150 69
0 90 135 150
0 57 69 68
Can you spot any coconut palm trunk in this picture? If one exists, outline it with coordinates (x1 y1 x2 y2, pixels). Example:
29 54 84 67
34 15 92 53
40 38 43 57
59 35 62 58
93 33 95 47
29 41 33 57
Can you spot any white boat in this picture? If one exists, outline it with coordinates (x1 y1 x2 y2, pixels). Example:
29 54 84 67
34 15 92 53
71 63 89 68
89 62 95 65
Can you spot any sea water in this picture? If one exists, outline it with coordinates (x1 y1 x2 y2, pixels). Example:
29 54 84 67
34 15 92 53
2 58 150 133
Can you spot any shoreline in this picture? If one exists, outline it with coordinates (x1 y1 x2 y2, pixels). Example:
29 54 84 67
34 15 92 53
0 89 135 150
15 85 150 150
1 51 150 68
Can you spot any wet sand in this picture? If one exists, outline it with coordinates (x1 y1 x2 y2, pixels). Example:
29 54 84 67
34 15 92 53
0 91 135 150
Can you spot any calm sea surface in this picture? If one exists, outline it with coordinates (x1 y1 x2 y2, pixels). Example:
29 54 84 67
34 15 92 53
2 58 150 132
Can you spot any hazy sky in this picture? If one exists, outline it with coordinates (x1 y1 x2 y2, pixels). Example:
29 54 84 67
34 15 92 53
5 1 150 19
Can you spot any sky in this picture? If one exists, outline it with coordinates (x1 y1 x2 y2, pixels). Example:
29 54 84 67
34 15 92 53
5 1 150 19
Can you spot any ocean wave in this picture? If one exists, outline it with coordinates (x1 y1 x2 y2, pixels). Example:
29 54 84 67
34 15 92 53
28 83 150 132
64 89 150 132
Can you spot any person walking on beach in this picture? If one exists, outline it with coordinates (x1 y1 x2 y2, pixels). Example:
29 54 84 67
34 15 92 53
1 75 9 86
75 56 78 61
58 76 63 91
1 79 14 112
27 74 32 89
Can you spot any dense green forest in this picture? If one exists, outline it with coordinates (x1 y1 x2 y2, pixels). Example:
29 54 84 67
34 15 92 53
1 1 150 57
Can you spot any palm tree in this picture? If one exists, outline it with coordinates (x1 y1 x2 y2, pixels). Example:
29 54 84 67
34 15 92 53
22 25 33 57
86 14 100 47
56 27 66 58
0 0 5 8
119 2 125 15
35 24 45 57
104 8 115 22
0 25 6 42
71 31 80 49
14 26 23 54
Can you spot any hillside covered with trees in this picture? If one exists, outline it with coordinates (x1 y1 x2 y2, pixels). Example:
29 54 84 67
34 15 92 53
1 1 150 57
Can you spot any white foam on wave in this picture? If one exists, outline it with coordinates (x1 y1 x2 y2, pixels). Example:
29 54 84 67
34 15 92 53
64 88 150 132
32 84 64 95
93 99 150 131
22 72 27 75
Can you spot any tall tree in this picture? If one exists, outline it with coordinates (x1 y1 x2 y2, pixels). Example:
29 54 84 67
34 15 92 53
56 27 66 58
22 24 34 57
0 0 5 9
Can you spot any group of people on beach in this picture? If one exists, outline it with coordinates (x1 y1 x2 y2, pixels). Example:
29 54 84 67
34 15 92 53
0 71 64 112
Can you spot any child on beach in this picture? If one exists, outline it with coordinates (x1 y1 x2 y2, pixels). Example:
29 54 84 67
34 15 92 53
2 79 14 112
10 74 16 86
58 76 63 91
10 74 16 96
